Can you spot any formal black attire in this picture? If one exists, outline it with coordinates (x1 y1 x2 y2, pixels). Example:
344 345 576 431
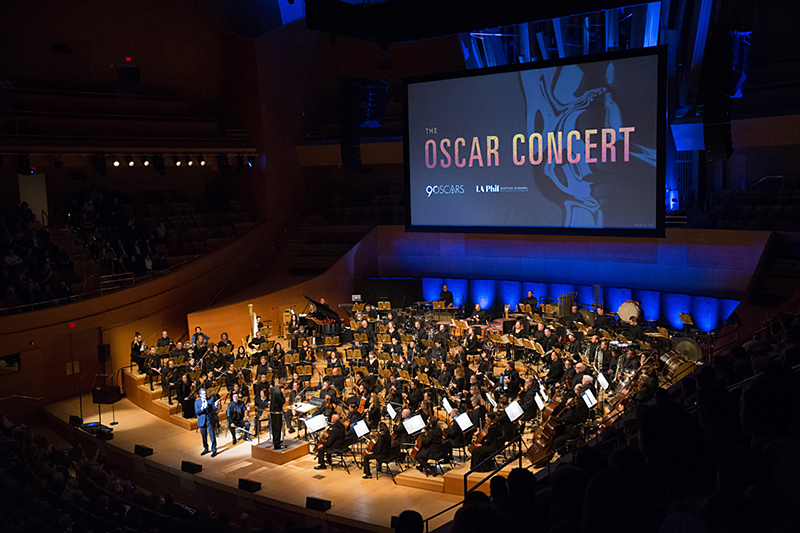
523 295 538 309
544 358 565 387
439 289 453 307
226 400 251 444
415 425 443 469
270 384 285 448
465 333 480 355
177 380 196 418
471 422 502 471
254 396 269 436
363 430 392 476
130 340 145 374
317 421 346 466
595 312 609 330
407 387 423 412
552 397 589 452
520 384 540 422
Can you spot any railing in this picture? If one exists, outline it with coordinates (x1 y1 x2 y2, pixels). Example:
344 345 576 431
41 210 49 228
100 272 135 293
422 434 524 533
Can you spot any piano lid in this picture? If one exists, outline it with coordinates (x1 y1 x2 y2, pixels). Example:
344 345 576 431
303 295 341 322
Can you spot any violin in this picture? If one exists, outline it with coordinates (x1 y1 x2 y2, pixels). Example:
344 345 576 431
357 394 367 415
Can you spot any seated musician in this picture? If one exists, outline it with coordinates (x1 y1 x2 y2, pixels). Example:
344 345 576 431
185 356 198 374
405 353 419 376
254 388 270 436
315 413 346 470
218 332 233 351
477 350 493 376
256 355 271 377
156 330 174 350
385 374 405 408
411 320 425 344
584 334 601 363
566 333 581 359
253 373 271 400
272 343 286 378
226 392 251 444
558 359 576 390
366 351 380 376
627 316 645 341
523 291 538 310
168 341 188 360
410 340 426 359
497 361 521 398
316 380 337 418
330 367 345 393
145 346 161 392
594 306 608 330
299 339 316 363
519 377 540 423
470 412 503 471
435 324 450 343
415 416 443 474
463 328 479 357
345 403 363 432
442 408 464 456
224 363 240 392
632 373 657 405
191 326 210 347
284 379 304 434
568 305 582 329
248 330 267 355
352 340 368 362
368 392 381 429
386 321 400 342
581 375 597 398
287 313 300 335
357 319 375 348
178 373 196 419
404 380 424 412
541 327 561 352
468 396 487 431
430 339 446 362
534 322 546 341
162 359 181 405
192 337 208 361
328 350 343 369
544 352 565 388
201 370 217 391
231 381 250 404
362 422 392 479
571 362 590 389
621 349 641 372
552 384 589 452
388 337 404 358
130 332 146 374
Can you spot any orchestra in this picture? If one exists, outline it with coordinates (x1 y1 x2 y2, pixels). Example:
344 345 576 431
125 294 676 483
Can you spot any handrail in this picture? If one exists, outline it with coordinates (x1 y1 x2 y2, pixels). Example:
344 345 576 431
41 210 49 227
422 434 523 533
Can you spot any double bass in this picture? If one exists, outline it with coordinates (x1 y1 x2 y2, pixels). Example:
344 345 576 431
524 395 574 467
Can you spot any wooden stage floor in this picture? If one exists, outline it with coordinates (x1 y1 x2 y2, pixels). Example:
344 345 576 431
44 394 462 533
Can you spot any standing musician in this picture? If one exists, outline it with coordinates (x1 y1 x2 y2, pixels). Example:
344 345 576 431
315 413 346 470
270 378 286 449
130 332 146 374
362 422 392 479
145 346 161 392
162 359 181 405
226 392 251 444
414 416 443 474
523 290 538 310
254 388 270 437
439 284 454 307
156 330 174 350
177 373 197 419
195 388 218 457
470 412 503 471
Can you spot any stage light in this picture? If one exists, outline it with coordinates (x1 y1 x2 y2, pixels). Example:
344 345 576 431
185 156 193 167
198 155 206 166
173 156 181 167
246 155 252 168
17 154 33 175
93 154 107 176
112 156 120 167
127 156 135 167
140 156 150 167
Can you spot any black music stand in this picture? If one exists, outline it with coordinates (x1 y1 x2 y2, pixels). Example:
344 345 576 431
92 385 122 429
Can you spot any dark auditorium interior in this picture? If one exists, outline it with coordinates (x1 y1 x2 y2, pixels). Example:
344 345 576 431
1 1 799 533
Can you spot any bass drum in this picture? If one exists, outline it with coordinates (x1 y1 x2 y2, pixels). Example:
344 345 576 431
617 300 641 324
578 308 596 328
660 351 695 384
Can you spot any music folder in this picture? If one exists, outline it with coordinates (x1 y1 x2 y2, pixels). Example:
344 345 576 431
581 389 598 408
597 372 610 390
386 403 397 420
534 393 545 410
454 412 473 432
442 398 453 413
304 414 327 433
352 420 369 439
505 400 523 423
403 414 425 435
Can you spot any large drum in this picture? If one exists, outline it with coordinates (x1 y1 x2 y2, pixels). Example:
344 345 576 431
578 308 596 327
617 300 641 324
660 351 695 384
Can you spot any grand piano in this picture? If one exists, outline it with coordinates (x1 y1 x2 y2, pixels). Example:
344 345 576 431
299 295 341 339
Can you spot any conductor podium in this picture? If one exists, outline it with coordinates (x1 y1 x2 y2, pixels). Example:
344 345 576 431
251 438 309 465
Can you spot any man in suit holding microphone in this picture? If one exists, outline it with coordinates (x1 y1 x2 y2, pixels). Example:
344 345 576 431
195 388 218 457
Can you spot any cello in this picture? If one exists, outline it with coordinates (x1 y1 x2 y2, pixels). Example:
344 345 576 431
525 395 573 467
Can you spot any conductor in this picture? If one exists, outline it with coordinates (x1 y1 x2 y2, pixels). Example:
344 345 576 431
270 378 286 449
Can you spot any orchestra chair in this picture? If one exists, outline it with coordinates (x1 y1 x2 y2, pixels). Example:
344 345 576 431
377 444 404 483
432 449 456 477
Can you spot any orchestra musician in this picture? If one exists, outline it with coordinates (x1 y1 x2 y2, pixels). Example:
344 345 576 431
567 305 582 329
551 384 589 453
271 342 286 378
543 352 565 388
519 377 540 424
442 408 464 457
248 330 268 357
430 339 446 362
177 373 196 419
315 413 345 470
201 370 217 392
541 327 560 353
439 284 454 307
191 326 210 346
414 416 443 475
470 412 503 471
497 361 521 398
226 392 251 444
156 330 174 350
270 378 286 449
594 306 608 330
469 304 487 323
404 379 424 412
468 395 487 430
362 422 391 479
192 336 208 362
385 375 405 407
411 320 425 344
386 321 400 342
253 373 271 399
534 322 546 342
145 346 161 392
388 337 404 358
195 388 218 457
464 328 480 356
299 339 315 363
584 335 601 363
256 355 271 377
510 320 526 360
571 362 590 389
316 380 337 418
523 290 538 310
367 392 381 429
358 319 375 348
627 317 645 342
621 349 641 372
162 359 180 405
217 332 233 352
283 379 304 434
330 367 345 393
254 388 269 437
130 332 146 374
566 333 581 359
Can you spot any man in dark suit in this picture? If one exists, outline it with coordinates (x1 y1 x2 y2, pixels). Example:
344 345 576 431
519 377 540 423
194 388 218 457
439 284 454 307
544 352 565 387
523 291 537 310
270 379 286 449
315 413 346 470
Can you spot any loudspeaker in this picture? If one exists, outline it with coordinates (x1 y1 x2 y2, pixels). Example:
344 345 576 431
98 343 111 363
96 429 114 441
134 445 153 457
391 516 399 529
181 461 202 474
69 415 83 426
306 496 331 512
238 479 261 492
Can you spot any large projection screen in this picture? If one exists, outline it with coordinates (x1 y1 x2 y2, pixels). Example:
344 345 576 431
404 48 666 237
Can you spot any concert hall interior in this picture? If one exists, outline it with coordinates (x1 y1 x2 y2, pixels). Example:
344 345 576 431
1 1 800 533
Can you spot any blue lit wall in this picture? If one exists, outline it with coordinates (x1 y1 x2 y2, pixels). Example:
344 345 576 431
470 280 496 310
419 277 737 331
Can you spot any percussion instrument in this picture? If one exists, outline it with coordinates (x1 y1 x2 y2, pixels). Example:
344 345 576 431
578 308 596 328
617 300 641 324
671 337 703 362
659 351 695 385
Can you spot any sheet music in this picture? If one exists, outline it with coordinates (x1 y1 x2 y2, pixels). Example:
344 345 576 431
455 412 474 431
581 389 598 408
534 393 545 410
597 373 609 390
505 401 523 422
442 398 453 413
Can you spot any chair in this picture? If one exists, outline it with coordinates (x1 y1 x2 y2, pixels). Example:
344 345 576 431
432 448 456 476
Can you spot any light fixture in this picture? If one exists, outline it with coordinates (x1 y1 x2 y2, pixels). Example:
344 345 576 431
173 155 181 167
127 156 135 167
246 155 252 168
112 156 120 167
185 156 193 167
198 155 206 166
140 156 150 167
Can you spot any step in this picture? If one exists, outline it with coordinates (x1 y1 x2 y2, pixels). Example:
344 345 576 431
395 466 445 492
152 397 181 417
137 383 165 401
170 414 198 430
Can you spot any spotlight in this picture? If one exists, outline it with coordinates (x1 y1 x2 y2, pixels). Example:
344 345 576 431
112 156 120 167
185 156 193 167
173 155 181 167
127 156 135 167
17 154 33 175
246 155 252 168
153 154 166 175
93 154 107 176
198 155 206 166
140 156 150 167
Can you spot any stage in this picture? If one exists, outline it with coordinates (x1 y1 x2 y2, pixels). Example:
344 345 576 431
43 394 463 533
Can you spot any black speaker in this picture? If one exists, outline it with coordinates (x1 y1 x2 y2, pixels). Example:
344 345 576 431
238 479 261 492
306 496 331 512
181 461 202 474
134 445 153 457
69 415 83 426
98 343 111 363
391 516 399 529
96 429 114 441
